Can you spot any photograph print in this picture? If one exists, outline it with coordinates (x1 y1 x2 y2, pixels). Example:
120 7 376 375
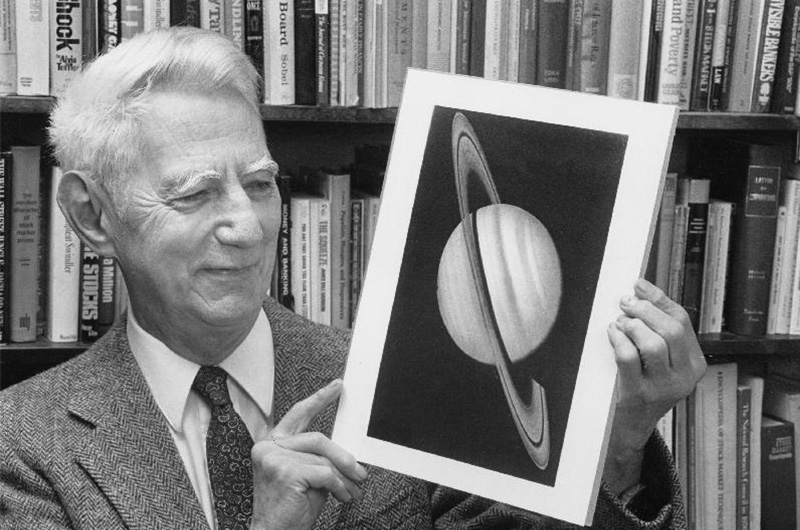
333 70 677 525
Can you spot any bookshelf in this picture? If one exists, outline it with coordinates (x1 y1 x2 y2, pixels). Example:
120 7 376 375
2 95 800 390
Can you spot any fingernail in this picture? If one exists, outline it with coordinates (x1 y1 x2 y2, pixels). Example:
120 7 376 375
620 295 634 307
356 463 368 481
328 379 343 390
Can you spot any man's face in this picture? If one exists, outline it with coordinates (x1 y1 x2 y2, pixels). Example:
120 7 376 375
110 91 280 338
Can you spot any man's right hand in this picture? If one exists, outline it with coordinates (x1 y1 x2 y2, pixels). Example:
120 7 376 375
250 379 367 530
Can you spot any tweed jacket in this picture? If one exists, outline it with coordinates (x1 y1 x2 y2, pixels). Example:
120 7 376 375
0 298 686 529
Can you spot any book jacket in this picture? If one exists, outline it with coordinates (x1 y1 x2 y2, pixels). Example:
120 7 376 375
332 69 677 525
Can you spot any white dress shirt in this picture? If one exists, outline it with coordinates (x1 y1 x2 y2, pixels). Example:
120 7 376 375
127 309 275 530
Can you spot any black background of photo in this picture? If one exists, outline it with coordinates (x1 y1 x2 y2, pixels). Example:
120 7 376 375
367 106 628 485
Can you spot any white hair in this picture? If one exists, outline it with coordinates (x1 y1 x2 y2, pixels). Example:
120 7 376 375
48 27 262 210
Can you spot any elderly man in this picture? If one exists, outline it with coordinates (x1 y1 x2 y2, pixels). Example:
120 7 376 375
0 27 705 530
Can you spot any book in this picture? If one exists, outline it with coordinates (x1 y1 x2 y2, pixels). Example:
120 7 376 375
736 382 752 530
654 172 678 292
678 0 699 110
771 0 800 113
576 0 611 95
0 151 10 343
411 0 428 70
469 0 486 77
294 0 316 105
677 177 711 330
263 0 295 105
760 415 797 530
693 139 784 336
15 0 50 96
607 0 644 99
692 362 738 530
763 374 800 528
740 374 764 530
690 0 718 110
768 177 800 333
753 0 786 113
709 0 734 109
315 0 330 106
224 0 245 50
644 0 665 102
517 0 538 84
244 0 264 88
339 0 361 106
81 0 97 62
200 0 225 32
668 203 689 304
0 0 16 94
79 244 100 342
275 173 293 311
329 0 340 105
46 167 80 343
349 193 365 326
290 192 315 319
698 199 732 334
483 0 504 80
537 0 569 88
50 0 84 98
310 171 351 329
171 0 201 26
656 0 689 105
505 0 521 82
387 0 412 107
453 0 473 76
98 0 122 52
98 255 116 336
427 0 453 73
309 196 331 325
120 0 145 42
9 146 41 343
144 0 171 32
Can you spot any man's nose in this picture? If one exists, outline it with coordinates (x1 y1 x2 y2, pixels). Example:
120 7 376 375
214 185 264 247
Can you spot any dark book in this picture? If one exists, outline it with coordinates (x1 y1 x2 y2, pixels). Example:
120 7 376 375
9 146 41 343
316 5 330 106
0 151 11 344
453 0 472 75
761 415 796 530
170 0 201 26
752 0 785 113
710 0 739 110
275 173 293 311
517 0 538 84
692 139 784 336
98 255 116 336
98 0 122 53
690 0 718 110
245 0 265 92
771 0 800 113
645 0 666 102
79 244 100 343
678 177 711 330
537 0 570 88
469 0 486 77
736 383 752 530
295 0 317 105
82 0 98 62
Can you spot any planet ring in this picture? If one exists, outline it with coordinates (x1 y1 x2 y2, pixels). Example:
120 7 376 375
450 112 551 470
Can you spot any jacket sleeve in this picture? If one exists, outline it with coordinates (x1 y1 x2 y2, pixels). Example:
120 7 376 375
428 432 686 530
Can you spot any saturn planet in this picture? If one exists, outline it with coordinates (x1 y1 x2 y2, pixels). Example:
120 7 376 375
436 112 562 470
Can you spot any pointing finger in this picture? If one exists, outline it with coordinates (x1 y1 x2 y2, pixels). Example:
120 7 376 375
274 379 343 436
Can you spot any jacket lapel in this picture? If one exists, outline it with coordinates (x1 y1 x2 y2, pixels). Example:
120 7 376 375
68 321 209 530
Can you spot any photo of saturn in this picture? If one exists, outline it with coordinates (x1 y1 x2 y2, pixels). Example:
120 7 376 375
366 105 628 486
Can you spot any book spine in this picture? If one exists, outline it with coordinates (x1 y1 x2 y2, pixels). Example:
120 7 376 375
410 0 428 69
761 416 797 530
771 0 800 113
537 0 569 88
655 173 678 292
364 194 380 273
469 0 486 76
318 173 350 330
645 0 665 102
726 164 781 336
607 0 643 99
679 178 711 330
310 198 331 325
767 205 788 333
0 0 16 95
276 174 293 311
144 0 171 31
0 152 10 343
775 178 800 333
9 146 41 343
349 196 364 326
454 0 472 75
375 0 388 106
690 0 718 110
225 0 245 50
668 203 690 303
678 0 698 110
340 0 360 106
427 0 453 72
171 0 202 26
120 0 145 42
736 383 752 530
264 0 295 105
578 0 611 95
708 0 731 108
15 0 50 96
517 0 538 84
315 1 330 106
699 200 732 334
290 195 312 318
50 0 83 98
656 0 687 105
728 0 767 112
295 0 316 105
98 255 116 335
98 0 122 52
565 0 583 91
717 0 739 109
46 167 80 343
505 0 520 81
751 0 785 113
483 0 504 80
79 244 100 342
245 0 265 87
387 0 412 106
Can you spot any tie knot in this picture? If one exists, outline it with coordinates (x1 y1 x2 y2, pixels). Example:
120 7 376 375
192 366 233 408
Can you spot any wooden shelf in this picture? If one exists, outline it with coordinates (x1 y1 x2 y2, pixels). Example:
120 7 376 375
4 95 800 129
699 333 800 356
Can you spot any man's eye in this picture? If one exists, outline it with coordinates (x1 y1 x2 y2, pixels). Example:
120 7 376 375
171 189 210 205
246 180 275 194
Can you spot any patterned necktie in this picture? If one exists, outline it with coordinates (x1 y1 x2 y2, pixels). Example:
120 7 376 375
192 366 254 530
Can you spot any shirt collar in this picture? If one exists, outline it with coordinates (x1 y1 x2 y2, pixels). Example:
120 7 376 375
127 308 275 432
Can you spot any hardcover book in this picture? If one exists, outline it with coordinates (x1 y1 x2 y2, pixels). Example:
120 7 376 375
15 0 50 96
0 0 16 95
760 415 797 530
677 177 711 329
332 69 677 525
50 0 84 98
0 151 10 343
763 374 800 528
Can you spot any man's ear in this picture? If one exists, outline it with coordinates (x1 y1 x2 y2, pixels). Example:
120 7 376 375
57 170 119 258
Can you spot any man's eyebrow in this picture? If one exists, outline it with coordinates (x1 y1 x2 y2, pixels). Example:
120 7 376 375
243 156 279 177
160 169 222 196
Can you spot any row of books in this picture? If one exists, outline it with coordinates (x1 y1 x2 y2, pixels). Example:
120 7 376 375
659 363 800 530
0 146 127 344
5 0 800 114
650 138 800 337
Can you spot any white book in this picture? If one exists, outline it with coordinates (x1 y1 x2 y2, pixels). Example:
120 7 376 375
225 0 244 50
144 0 170 32
740 374 764 530
50 0 83 98
15 0 50 96
340 0 360 106
505 0 520 82
427 0 452 72
770 178 800 334
411 0 428 69
263 0 295 104
362 0 377 107
636 0 653 101
678 0 699 110
47 167 81 342
483 0 504 80
727 0 768 112
0 0 17 94
699 200 733 334
655 172 678 292
290 193 315 319
309 197 331 326
200 0 225 32
656 0 688 105
608 0 644 99
668 204 690 303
